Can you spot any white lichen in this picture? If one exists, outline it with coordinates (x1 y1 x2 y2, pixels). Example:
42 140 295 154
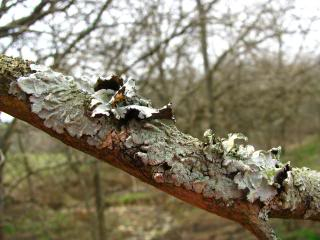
90 75 174 121
13 64 101 138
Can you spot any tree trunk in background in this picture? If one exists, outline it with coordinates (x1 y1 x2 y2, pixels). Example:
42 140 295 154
0 150 4 240
93 161 106 240
65 148 97 240
0 119 17 240
196 0 215 130
17 134 35 202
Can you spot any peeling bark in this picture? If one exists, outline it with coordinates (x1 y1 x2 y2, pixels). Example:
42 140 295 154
1 55 320 239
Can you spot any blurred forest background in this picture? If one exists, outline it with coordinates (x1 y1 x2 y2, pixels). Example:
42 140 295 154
1 0 320 239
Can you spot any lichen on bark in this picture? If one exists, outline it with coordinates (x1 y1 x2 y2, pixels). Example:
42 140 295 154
277 167 320 219
203 130 288 203
7 63 174 147
0 55 32 95
4 54 320 239
120 121 303 238
11 64 102 138
90 74 174 120
9 61 291 207
123 123 290 206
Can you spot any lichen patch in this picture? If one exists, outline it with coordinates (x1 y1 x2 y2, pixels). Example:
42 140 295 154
203 130 288 203
8 65 174 147
124 124 290 207
90 75 175 121
12 64 101 138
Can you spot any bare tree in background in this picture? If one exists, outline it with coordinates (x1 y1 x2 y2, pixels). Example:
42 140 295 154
0 119 17 240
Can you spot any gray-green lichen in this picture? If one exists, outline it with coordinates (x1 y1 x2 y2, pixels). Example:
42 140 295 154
279 167 320 219
11 64 101 138
8 64 173 147
203 130 285 203
124 125 290 206
124 121 243 201
9 60 307 222
6 57 320 228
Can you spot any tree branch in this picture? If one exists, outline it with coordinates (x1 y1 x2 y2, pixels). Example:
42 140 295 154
0 54 320 239
0 1 74 38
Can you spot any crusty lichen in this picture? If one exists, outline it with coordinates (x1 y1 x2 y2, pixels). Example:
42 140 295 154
123 121 244 201
124 124 291 207
279 167 320 219
0 54 32 95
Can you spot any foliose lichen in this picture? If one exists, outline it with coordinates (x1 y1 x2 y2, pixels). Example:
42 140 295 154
11 64 102 138
124 121 241 201
204 130 286 203
8 64 174 147
8 61 298 216
90 75 174 121
124 124 290 205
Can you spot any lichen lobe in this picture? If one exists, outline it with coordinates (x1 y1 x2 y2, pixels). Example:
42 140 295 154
203 131 287 203
90 75 175 121
11 64 101 138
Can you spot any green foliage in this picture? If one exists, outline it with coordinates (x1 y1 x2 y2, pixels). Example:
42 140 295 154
106 191 155 205
284 136 320 170
281 228 320 240
3 223 16 235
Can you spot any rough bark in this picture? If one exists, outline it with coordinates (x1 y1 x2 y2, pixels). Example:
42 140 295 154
1 55 320 239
